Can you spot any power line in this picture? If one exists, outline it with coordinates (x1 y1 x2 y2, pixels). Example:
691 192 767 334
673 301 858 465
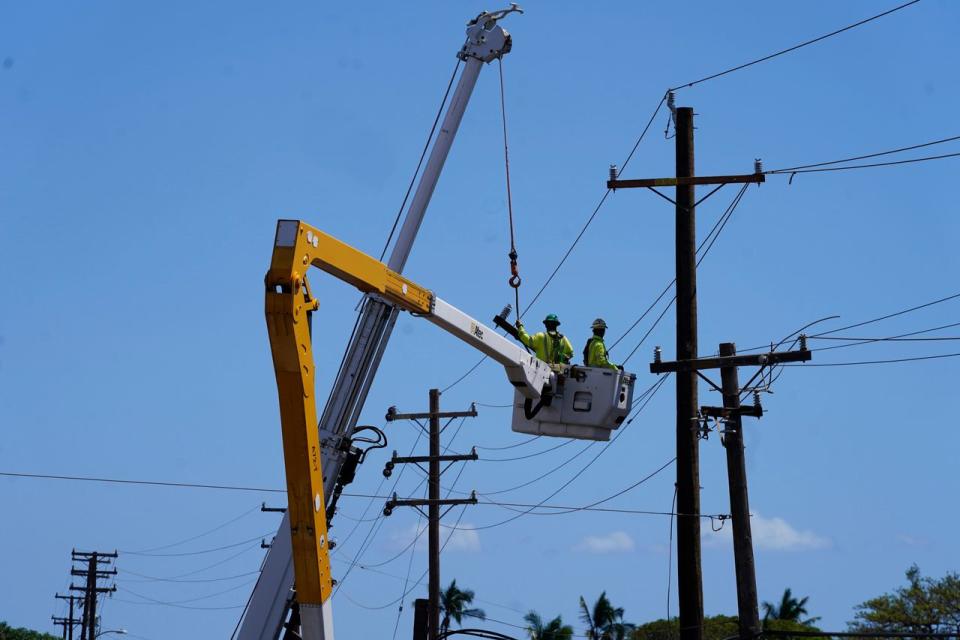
769 151 960 175
786 351 960 367
124 543 262 581
473 435 542 451
813 292 960 337
0 471 285 493
670 0 921 90
809 321 960 351
120 533 274 558
123 504 261 554
121 569 262 584
476 438 575 462
115 579 257 606
767 134 960 174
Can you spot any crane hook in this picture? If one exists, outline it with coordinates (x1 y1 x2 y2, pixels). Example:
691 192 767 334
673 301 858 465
508 249 521 288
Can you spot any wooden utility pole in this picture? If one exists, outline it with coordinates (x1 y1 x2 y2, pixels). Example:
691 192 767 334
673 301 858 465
69 550 117 640
718 343 761 640
54 594 80 640
653 341 811 640
428 389 442 640
383 393 478 640
674 106 703 640
608 103 765 640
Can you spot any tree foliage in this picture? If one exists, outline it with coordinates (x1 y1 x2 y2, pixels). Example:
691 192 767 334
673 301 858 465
850 565 960 635
763 588 821 626
0 622 59 640
579 592 635 640
439 579 486 634
525 610 574 640
630 614 823 640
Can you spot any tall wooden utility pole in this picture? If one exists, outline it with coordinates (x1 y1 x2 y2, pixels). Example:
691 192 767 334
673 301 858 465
608 118 765 640
674 106 703 640
383 392 478 640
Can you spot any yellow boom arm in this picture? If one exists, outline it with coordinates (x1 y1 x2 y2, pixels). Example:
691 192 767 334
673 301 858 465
263 220 432 609
265 219 553 619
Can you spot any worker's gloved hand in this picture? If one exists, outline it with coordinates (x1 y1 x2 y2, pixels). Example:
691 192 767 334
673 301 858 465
515 320 524 329
617 365 624 371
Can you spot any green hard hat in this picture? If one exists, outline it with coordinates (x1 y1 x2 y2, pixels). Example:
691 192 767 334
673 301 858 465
591 318 608 330
543 313 560 325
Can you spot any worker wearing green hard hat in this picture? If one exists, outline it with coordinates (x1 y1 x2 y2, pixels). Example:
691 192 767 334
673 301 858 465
583 318 620 370
516 313 573 365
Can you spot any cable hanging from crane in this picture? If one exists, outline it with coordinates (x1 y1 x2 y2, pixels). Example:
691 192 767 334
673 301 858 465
498 56 522 321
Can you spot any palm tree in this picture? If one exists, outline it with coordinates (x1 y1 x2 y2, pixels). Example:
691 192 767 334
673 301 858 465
525 610 574 640
439 579 486 635
578 592 636 640
762 588 821 626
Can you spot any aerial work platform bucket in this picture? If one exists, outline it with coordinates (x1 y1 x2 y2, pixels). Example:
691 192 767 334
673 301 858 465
510 366 637 441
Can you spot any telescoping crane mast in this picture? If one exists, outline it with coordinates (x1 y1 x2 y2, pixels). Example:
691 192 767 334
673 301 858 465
262 219 636 640
237 7 522 639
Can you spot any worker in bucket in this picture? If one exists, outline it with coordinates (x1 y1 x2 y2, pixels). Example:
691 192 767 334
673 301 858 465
584 318 620 370
516 313 573 365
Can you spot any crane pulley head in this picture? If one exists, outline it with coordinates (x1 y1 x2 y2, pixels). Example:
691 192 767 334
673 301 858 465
461 4 522 62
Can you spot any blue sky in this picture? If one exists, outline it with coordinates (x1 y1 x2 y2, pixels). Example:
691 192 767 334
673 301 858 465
2 1 959 638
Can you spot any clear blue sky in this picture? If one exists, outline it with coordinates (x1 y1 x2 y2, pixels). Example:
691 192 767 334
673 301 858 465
2 2 959 638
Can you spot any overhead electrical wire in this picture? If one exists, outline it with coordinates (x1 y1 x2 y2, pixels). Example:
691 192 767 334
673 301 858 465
785 351 960 367
127 543 262 581
770 151 960 176
115 579 258 606
338 501 470 611
812 292 960 337
809 321 960 351
114 588 248 611
122 568 262 585
120 533 275 558
669 0 921 91
766 134 960 174
0 471 285 493
123 504 261 554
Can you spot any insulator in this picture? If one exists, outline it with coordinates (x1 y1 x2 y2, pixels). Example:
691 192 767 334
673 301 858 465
799 334 808 351
609 164 618 182
754 158 763 174
654 346 662 364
